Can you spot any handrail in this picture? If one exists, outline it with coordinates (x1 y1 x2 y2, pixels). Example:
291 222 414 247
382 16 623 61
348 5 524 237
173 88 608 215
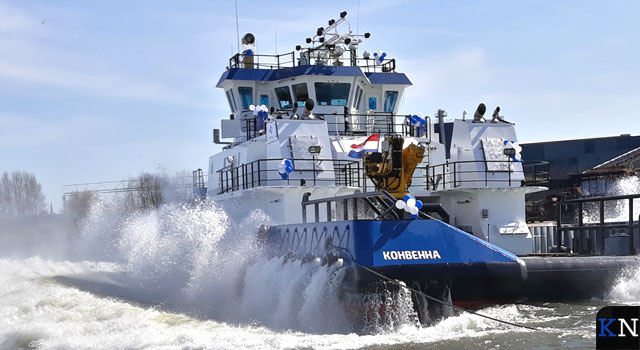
556 193 640 255
241 113 431 142
300 190 436 223
564 193 640 203
418 160 525 190
229 52 296 70
228 48 398 72
216 158 362 194
522 160 551 186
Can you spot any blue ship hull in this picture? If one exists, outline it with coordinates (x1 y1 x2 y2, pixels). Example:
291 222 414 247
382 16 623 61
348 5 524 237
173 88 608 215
265 219 640 306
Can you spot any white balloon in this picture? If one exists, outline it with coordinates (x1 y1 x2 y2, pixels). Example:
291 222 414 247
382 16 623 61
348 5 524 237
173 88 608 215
249 105 256 111
395 200 406 210
406 198 416 208
409 206 419 215
261 105 268 112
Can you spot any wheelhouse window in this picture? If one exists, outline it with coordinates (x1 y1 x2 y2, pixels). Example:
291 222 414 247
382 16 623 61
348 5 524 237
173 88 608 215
226 90 236 112
314 82 351 106
275 86 293 109
368 97 377 110
260 94 269 106
384 91 399 113
238 87 253 110
292 83 309 107
354 85 364 109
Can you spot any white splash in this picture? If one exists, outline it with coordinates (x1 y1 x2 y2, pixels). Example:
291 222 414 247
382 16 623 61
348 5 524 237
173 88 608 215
608 267 640 305
65 198 418 333
0 196 586 349
0 257 555 350
583 176 640 224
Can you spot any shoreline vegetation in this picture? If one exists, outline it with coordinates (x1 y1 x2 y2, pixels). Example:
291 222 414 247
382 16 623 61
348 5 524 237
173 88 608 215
1 170 195 221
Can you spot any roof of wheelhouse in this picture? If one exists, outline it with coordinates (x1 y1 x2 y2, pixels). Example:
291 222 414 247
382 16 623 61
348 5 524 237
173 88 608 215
216 66 412 87
216 10 412 88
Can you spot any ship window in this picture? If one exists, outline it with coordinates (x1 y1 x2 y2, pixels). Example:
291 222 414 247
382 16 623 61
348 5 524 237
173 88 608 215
238 87 253 110
354 85 364 109
275 86 293 109
226 90 236 112
230 90 238 112
368 97 377 110
292 83 309 107
315 82 351 106
260 94 269 106
384 91 399 112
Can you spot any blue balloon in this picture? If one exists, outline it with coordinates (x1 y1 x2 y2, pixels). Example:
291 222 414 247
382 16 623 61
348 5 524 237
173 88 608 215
280 173 288 180
245 49 253 57
420 118 427 126
285 165 294 173
284 159 292 167
410 214 418 219
415 200 423 210
403 194 412 202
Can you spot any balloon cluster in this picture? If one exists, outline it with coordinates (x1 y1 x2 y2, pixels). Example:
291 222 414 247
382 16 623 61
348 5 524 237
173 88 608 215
503 140 523 162
278 159 294 179
243 43 256 57
409 114 427 126
373 50 387 65
250 104 269 120
395 194 423 219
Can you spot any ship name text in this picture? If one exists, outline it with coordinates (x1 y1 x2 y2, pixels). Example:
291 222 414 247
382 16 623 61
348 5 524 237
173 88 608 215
382 250 442 261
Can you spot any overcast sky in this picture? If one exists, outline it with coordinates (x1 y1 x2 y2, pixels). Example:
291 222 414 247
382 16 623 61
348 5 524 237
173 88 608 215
1 0 639 210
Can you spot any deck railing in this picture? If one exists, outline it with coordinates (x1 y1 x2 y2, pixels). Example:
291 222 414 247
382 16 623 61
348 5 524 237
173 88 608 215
557 194 639 255
242 113 430 141
217 158 362 194
227 49 397 72
414 160 549 190
229 52 296 70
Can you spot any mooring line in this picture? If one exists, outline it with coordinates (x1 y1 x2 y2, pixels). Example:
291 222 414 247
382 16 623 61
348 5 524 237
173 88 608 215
327 244 537 331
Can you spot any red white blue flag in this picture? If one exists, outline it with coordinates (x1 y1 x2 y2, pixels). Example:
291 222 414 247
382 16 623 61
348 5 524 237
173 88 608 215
348 134 380 158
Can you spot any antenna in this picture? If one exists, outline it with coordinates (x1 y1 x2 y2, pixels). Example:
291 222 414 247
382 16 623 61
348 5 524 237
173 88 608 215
275 28 278 54
357 0 361 33
234 0 240 53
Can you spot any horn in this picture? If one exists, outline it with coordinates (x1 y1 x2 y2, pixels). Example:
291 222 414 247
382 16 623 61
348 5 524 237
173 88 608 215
492 106 501 123
473 103 487 123
302 99 315 119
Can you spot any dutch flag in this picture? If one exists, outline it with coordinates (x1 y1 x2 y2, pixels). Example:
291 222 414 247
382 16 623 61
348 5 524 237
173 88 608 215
348 134 380 158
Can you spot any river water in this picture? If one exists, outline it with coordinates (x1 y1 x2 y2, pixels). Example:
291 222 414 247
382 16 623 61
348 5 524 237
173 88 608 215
1 199 638 350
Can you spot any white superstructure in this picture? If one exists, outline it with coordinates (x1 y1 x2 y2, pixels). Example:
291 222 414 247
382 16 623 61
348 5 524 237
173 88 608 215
205 12 547 255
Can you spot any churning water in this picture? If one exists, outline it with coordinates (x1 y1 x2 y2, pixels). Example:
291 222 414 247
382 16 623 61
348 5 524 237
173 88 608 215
0 196 638 349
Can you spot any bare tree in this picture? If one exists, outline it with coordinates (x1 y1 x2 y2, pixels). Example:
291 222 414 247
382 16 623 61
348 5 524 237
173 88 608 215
0 171 46 218
64 191 96 223
123 172 166 210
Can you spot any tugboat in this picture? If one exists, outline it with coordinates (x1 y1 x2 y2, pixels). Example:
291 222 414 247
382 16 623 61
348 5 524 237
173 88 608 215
202 11 640 321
